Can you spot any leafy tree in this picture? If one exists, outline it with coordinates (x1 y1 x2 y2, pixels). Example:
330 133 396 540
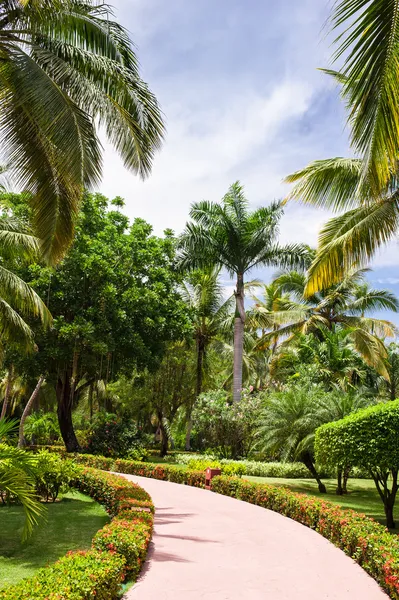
192 389 262 459
14 193 190 451
128 342 196 456
0 0 164 262
178 181 309 401
316 401 399 528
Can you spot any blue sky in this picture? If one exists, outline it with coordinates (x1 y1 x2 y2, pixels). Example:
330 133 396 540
99 0 399 327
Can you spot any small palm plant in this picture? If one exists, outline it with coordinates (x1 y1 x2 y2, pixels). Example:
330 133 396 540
0 419 44 540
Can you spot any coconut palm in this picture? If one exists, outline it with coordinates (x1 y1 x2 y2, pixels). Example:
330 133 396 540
258 269 397 378
182 268 234 398
0 0 164 263
284 0 399 291
178 181 309 401
0 418 44 539
181 268 234 448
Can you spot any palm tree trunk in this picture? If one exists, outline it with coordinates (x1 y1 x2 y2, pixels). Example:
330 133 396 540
18 376 45 448
233 274 245 403
0 364 13 420
302 451 327 493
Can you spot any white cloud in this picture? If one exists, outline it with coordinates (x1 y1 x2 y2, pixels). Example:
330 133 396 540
100 80 314 235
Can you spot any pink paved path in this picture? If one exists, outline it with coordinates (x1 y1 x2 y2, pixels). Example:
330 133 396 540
122 475 388 600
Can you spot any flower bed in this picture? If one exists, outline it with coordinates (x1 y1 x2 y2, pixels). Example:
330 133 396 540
211 476 399 600
0 466 154 600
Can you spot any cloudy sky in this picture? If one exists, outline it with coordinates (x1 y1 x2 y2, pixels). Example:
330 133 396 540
99 0 399 324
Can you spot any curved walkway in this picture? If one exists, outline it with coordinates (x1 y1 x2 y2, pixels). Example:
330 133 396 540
122 475 388 600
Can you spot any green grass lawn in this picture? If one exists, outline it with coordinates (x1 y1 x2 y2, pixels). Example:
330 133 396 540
244 476 394 528
0 491 110 589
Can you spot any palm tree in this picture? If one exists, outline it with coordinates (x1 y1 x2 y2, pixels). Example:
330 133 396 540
178 181 309 401
181 267 234 448
259 269 397 378
0 418 44 540
0 0 164 263
284 0 399 291
258 387 327 492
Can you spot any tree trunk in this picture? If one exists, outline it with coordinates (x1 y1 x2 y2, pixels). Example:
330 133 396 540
0 364 13 420
57 370 81 452
88 382 94 422
196 338 204 398
385 501 396 529
343 465 351 494
185 411 193 451
159 420 169 457
233 274 245 402
18 376 45 448
336 468 343 495
302 451 327 493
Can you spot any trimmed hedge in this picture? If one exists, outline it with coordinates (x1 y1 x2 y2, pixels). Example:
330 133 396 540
211 476 399 600
0 466 154 600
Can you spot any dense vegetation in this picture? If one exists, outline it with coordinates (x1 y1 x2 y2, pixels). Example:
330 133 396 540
3 0 399 596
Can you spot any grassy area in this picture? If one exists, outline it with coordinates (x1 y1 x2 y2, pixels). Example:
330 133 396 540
0 491 110 589
244 476 394 528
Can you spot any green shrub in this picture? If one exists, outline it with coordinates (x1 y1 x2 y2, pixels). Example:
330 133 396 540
33 451 76 502
93 511 153 579
175 453 329 478
0 548 125 600
211 475 399 600
83 413 146 458
315 400 399 528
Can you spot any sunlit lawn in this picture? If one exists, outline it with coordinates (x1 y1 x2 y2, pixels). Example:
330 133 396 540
0 491 109 589
244 476 395 528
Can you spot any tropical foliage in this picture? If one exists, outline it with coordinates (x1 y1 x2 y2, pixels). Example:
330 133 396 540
0 0 163 262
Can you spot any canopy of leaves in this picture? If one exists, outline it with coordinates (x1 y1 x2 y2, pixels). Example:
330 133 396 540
315 400 399 471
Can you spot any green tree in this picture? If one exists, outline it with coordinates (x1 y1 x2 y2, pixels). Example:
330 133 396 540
129 342 196 456
316 401 399 528
0 0 164 262
14 193 190 451
178 181 309 402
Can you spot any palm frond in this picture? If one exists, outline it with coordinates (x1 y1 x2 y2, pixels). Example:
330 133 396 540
329 0 399 193
305 197 399 295
284 158 365 210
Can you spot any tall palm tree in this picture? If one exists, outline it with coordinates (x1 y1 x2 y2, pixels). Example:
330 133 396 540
178 181 309 401
0 0 164 263
285 0 399 292
181 268 234 448
182 268 234 398
259 269 398 378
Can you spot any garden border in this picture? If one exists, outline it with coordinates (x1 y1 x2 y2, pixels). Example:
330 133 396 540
0 465 154 600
